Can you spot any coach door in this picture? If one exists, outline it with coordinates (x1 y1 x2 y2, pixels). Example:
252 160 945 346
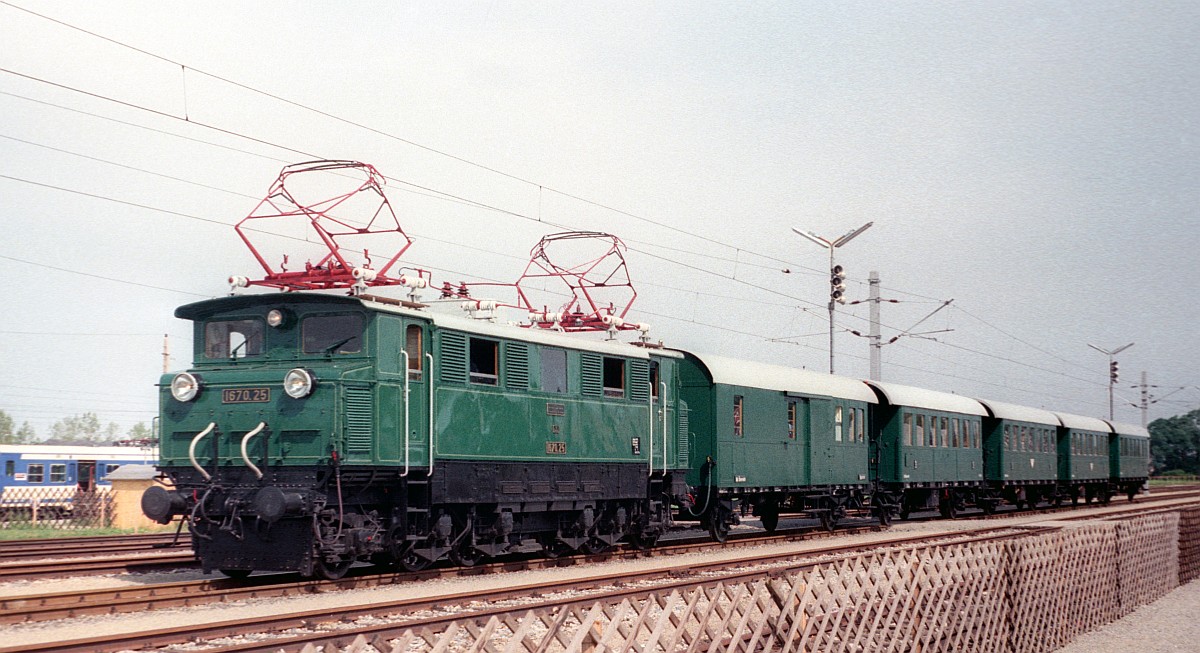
376 316 429 471
77 462 96 492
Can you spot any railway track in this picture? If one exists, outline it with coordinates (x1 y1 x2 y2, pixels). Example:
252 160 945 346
0 532 183 561
3 494 1197 653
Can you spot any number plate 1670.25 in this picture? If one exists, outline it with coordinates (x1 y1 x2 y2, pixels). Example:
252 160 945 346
222 388 271 403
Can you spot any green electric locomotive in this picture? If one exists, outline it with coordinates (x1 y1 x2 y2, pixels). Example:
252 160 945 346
142 292 691 578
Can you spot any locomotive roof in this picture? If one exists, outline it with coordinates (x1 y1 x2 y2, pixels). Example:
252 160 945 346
864 380 987 416
682 353 878 403
1104 420 1151 438
1053 411 1111 432
974 398 1059 425
181 292 680 360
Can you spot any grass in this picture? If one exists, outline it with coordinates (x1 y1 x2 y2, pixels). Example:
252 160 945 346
0 525 175 540
1150 476 1199 487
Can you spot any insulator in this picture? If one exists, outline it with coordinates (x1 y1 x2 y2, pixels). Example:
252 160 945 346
463 300 497 311
602 315 625 328
352 267 378 281
636 322 651 332
228 276 249 288
529 311 563 323
398 274 428 289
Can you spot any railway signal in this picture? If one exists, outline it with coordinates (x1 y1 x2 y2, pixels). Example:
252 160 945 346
831 265 846 304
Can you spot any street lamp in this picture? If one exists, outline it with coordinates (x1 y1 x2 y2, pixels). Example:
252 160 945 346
791 222 873 374
1088 342 1134 420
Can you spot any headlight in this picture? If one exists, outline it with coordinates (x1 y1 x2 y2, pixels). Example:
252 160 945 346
267 309 287 328
170 373 201 402
283 368 315 398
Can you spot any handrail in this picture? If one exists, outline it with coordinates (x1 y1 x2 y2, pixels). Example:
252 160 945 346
661 381 669 474
647 381 654 477
188 423 216 481
427 352 435 474
239 422 267 480
401 350 410 477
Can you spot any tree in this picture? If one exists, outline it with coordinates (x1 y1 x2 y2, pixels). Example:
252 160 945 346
1149 409 1200 475
16 422 37 442
49 412 106 444
127 422 154 442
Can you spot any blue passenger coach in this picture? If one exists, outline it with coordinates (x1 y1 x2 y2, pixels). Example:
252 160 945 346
1 444 156 494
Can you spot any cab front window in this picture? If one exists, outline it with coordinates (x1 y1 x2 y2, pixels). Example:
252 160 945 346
205 319 264 359
302 314 364 354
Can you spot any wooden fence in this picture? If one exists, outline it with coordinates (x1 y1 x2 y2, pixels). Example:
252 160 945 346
305 511 1189 653
0 487 114 530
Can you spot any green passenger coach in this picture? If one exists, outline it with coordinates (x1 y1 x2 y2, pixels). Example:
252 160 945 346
867 381 987 518
978 399 1059 509
1054 411 1111 504
1107 420 1150 501
675 352 879 538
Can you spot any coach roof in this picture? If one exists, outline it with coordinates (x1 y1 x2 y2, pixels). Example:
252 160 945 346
975 398 1060 426
865 380 987 416
683 352 877 403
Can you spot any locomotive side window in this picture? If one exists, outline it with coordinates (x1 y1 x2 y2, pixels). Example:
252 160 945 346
602 357 625 398
27 464 44 483
540 347 567 393
649 361 660 399
50 464 67 483
302 314 363 354
205 319 264 359
406 325 423 379
469 338 499 385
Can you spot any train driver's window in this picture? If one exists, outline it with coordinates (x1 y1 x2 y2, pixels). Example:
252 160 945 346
27 464 44 483
406 325 423 379
602 357 625 398
205 319 264 359
302 314 363 354
469 338 499 385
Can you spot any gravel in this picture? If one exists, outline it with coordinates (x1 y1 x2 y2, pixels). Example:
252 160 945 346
1055 579 1200 653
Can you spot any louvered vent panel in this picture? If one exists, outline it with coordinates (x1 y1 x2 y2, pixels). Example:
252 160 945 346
677 401 690 467
343 385 374 455
581 353 602 398
505 342 530 390
629 359 650 402
439 331 467 384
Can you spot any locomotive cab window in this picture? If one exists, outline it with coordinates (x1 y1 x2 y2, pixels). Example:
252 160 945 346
406 325 423 379
469 338 499 385
302 314 363 354
602 357 625 398
205 319 264 359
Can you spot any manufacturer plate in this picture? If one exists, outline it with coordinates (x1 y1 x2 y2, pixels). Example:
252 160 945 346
222 387 271 403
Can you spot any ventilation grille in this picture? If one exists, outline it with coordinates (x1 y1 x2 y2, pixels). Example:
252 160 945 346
581 353 602 398
678 401 690 467
344 385 373 455
439 331 467 384
505 342 529 390
629 359 650 403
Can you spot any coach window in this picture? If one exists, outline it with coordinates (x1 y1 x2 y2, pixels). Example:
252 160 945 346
856 408 865 442
847 409 855 444
27 463 44 484
540 347 568 393
787 402 797 439
834 406 843 442
938 417 948 448
903 414 913 446
205 319 264 359
4 460 12 477
915 415 925 447
50 464 67 483
973 422 981 449
406 325 423 379
469 338 499 385
733 396 744 437
302 314 363 354
951 419 960 448
1003 425 1011 451
602 357 625 398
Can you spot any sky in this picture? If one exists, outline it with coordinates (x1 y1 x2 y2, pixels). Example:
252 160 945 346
1 1 1197 438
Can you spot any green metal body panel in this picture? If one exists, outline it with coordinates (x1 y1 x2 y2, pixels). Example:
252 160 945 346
677 355 868 489
876 406 983 485
984 419 1057 483
1057 427 1109 482
1113 435 1149 480
159 294 688 477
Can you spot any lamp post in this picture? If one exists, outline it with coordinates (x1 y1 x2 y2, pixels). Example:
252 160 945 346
791 222 873 374
1088 342 1134 420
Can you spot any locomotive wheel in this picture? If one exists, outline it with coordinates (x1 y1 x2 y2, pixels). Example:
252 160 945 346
877 505 892 527
316 557 353 580
401 551 433 572
760 504 780 534
818 510 835 532
219 568 252 580
449 546 482 567
708 516 731 543
582 537 613 555
630 532 659 551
